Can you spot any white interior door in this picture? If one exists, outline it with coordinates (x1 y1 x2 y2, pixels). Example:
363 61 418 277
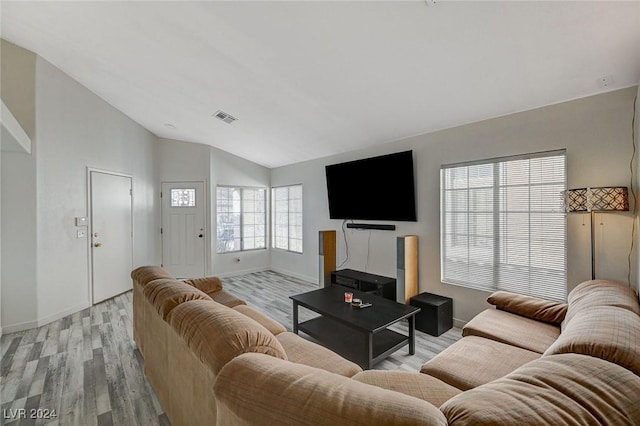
90 171 133 304
161 181 206 278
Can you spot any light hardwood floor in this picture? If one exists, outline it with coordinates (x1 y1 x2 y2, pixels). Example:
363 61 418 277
1 270 461 425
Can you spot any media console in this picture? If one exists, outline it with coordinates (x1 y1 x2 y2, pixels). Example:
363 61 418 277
330 269 396 301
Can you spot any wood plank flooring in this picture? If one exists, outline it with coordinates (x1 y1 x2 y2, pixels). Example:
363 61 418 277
1 270 461 425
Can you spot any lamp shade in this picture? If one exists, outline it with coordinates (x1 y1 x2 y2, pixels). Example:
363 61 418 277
562 186 629 213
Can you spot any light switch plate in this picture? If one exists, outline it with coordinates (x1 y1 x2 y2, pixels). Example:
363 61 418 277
75 217 88 227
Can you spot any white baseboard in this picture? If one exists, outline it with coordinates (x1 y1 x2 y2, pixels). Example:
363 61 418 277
1 318 39 335
453 318 467 329
38 302 91 328
269 267 317 286
216 266 270 279
1 301 91 335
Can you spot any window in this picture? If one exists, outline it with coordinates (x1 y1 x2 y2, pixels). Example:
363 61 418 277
170 188 196 207
272 184 303 253
216 186 266 253
440 150 566 301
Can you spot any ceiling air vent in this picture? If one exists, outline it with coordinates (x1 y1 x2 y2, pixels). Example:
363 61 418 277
213 110 238 124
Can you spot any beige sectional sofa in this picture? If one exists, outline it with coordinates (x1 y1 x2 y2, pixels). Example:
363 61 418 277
132 266 640 425
131 266 361 426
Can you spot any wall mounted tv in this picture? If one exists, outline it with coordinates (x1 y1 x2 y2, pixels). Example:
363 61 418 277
325 150 417 222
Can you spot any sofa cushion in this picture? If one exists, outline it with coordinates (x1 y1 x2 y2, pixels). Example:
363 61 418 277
420 336 540 390
208 288 246 308
276 332 362 377
487 291 567 324
440 354 640 425
353 370 461 407
214 353 448 426
233 305 287 336
142 278 212 320
167 300 287 375
131 265 174 287
544 306 640 375
462 308 560 353
565 279 640 326
184 276 223 293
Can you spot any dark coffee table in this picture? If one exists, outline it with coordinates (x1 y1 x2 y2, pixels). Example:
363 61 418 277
290 286 420 369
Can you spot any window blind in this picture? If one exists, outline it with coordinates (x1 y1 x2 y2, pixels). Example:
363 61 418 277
272 184 303 253
440 150 567 301
216 186 266 253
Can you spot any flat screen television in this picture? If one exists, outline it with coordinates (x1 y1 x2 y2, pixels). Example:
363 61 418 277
325 150 417 221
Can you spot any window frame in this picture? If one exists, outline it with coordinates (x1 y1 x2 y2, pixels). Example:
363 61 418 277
440 149 567 301
271 184 303 254
215 185 267 254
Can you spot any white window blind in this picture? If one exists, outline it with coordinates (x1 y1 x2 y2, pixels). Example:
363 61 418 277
440 150 567 301
272 185 303 253
216 186 266 253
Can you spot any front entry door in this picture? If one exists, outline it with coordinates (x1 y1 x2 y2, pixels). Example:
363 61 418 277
90 170 133 304
161 181 206 278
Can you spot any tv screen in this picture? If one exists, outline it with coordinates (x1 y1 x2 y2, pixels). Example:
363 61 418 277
325 150 417 221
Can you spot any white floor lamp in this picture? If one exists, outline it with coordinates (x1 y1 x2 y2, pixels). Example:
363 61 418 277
562 186 629 280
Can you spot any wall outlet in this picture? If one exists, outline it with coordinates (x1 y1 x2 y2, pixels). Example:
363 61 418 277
77 229 86 239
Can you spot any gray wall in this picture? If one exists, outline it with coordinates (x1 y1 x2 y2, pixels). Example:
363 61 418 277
1 41 160 333
271 87 639 324
1 40 38 332
210 145 271 276
157 137 271 277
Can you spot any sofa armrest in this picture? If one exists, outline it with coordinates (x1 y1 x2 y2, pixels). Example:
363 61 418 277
214 353 447 426
487 291 567 324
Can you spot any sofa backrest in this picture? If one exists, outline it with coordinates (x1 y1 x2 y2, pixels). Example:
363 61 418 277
565 279 640 325
214 352 448 426
549 279 640 374
440 353 640 425
142 278 213 320
131 265 175 287
544 305 640 375
167 299 287 375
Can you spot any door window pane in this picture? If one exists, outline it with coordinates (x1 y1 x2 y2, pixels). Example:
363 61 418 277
171 188 196 207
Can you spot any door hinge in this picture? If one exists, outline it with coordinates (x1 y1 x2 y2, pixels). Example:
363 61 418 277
160 191 163 198
129 189 132 196
160 227 163 235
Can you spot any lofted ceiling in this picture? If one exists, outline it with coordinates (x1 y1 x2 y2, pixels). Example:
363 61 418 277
1 1 639 168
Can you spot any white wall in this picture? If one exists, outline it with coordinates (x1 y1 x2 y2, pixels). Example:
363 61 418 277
272 87 639 323
1 40 38 332
636 83 640 296
32 56 160 328
1 39 160 333
157 137 211 273
211 145 271 277
156 138 271 277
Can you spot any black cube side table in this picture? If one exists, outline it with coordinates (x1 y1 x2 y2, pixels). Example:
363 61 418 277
410 292 453 336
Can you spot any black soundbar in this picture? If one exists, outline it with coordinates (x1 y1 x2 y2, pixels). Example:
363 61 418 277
346 223 396 231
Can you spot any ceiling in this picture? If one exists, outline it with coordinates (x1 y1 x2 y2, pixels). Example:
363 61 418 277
2 1 639 168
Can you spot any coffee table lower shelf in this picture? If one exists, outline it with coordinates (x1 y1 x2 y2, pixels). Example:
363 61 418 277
298 316 408 369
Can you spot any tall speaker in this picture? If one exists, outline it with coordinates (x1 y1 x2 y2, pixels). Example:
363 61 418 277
319 230 336 288
397 235 418 303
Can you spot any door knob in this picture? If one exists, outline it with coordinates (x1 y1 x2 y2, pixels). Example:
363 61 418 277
94 242 102 248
